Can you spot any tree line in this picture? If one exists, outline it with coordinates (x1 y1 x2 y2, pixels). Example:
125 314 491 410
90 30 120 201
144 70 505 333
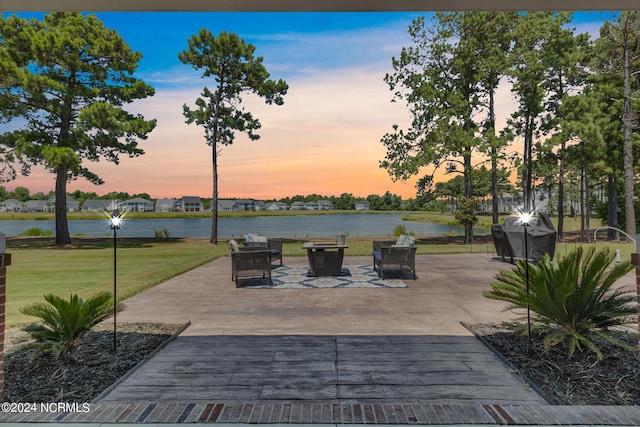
0 186 423 211
382 11 640 244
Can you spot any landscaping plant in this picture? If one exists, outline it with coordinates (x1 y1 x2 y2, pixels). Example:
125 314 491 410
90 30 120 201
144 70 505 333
484 247 636 360
154 228 171 239
18 227 53 237
20 292 119 360
392 224 415 237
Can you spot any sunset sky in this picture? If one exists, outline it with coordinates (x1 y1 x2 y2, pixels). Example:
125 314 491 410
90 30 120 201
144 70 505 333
2 11 615 200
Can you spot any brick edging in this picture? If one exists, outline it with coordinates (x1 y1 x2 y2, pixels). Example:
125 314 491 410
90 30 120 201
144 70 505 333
2 402 640 424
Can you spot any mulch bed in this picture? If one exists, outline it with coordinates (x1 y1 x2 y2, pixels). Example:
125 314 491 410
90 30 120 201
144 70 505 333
468 322 640 405
3 322 184 403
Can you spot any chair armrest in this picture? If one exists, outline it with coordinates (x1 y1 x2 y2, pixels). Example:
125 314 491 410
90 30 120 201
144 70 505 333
372 240 397 252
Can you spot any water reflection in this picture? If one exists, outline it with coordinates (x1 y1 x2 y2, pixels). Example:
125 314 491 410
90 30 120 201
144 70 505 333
0 213 463 238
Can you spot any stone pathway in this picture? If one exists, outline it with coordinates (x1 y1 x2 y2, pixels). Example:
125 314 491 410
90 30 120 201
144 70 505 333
98 335 544 404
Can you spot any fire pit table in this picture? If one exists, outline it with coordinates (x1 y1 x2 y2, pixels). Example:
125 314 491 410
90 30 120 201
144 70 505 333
302 242 349 276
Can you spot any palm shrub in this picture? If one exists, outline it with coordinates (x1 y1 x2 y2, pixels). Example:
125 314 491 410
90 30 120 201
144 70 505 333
20 292 118 360
484 247 636 360
393 224 415 237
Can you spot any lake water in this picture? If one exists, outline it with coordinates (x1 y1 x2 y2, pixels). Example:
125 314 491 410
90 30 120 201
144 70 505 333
0 213 463 238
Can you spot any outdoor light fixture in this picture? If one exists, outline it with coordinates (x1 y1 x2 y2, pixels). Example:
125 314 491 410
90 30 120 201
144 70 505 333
516 209 535 351
109 209 121 352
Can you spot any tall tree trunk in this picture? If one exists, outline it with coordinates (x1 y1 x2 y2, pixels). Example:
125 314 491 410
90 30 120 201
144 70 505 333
557 142 565 239
491 154 498 223
55 166 71 246
584 158 591 243
489 88 499 225
622 35 637 240
210 143 218 244
464 151 473 244
607 175 619 240
579 143 588 243
579 171 585 242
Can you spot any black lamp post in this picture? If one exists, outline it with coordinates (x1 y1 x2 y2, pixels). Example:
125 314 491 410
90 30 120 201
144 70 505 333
109 209 122 352
517 211 533 351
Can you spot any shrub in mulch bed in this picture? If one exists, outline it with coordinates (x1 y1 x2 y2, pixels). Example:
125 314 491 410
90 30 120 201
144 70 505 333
3 323 183 403
468 323 640 405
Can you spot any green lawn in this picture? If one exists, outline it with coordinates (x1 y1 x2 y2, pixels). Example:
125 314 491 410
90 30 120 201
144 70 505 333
4 238 225 326
402 211 592 233
3 236 636 327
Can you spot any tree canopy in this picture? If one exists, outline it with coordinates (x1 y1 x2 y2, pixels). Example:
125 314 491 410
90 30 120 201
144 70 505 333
0 12 156 244
179 30 288 244
383 11 640 242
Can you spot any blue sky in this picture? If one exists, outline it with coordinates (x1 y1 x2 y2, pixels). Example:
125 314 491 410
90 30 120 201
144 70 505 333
4 11 621 199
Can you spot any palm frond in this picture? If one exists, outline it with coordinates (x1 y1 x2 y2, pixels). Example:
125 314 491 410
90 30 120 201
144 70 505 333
20 292 117 360
485 247 635 360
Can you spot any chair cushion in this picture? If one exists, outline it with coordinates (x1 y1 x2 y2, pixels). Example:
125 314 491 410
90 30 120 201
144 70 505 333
243 233 258 242
244 233 267 243
228 239 239 253
395 234 415 247
270 249 281 256
372 251 382 262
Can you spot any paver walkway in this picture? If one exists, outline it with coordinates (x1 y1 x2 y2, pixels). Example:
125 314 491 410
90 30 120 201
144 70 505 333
99 335 543 404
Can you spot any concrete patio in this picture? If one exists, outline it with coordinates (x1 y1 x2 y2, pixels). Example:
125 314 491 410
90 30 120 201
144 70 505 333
113 254 521 336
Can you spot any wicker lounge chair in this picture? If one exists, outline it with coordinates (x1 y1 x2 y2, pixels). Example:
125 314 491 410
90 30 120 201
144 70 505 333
229 240 272 287
372 239 417 280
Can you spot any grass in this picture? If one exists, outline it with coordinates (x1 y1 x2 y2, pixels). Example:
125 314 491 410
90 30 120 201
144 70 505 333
5 238 225 326
402 211 591 233
4 235 636 327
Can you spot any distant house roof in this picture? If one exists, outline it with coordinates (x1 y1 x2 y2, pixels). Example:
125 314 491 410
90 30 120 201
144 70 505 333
318 200 334 208
265 202 287 211
182 196 201 204
126 197 149 203
81 199 112 210
0 199 24 209
218 200 236 209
